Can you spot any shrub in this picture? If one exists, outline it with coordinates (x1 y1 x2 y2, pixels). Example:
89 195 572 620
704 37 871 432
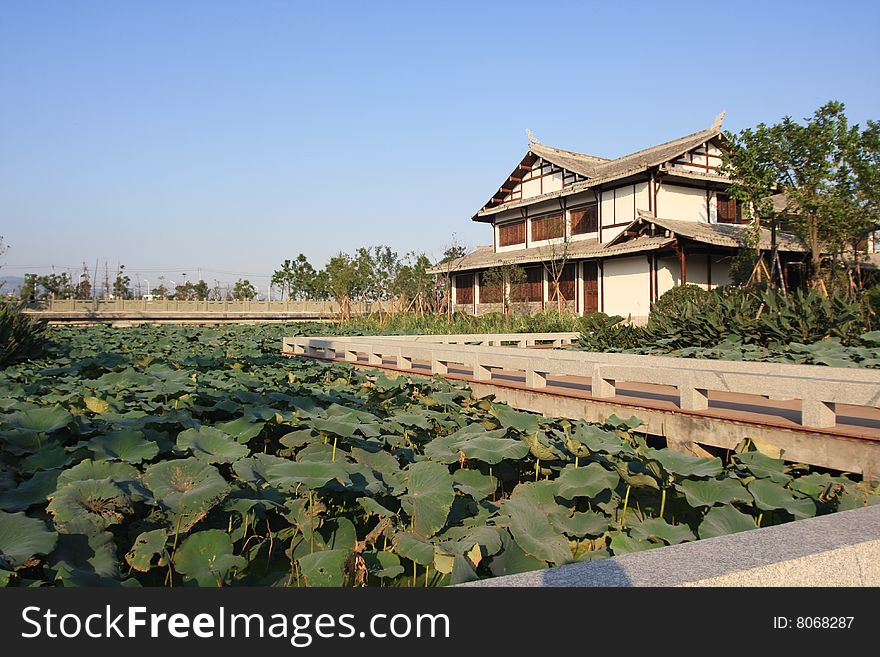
0 301 48 365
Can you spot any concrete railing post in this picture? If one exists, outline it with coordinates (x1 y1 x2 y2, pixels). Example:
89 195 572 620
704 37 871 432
590 364 616 398
345 349 358 362
802 399 837 428
396 349 412 369
431 358 448 375
526 368 548 388
472 354 492 381
679 375 710 411
368 351 383 366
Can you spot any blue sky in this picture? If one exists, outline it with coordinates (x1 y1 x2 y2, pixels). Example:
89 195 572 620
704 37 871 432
1 0 878 293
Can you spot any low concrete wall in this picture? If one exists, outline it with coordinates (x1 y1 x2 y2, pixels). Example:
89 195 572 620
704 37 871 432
460 504 880 587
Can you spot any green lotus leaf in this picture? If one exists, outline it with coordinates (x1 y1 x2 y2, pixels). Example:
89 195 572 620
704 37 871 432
263 459 351 490
321 517 357 552
394 532 435 565
747 479 817 518
86 430 159 463
142 458 230 530
451 554 480 585
555 463 620 500
57 460 139 487
492 405 540 433
423 433 465 464
615 460 660 490
350 447 401 479
608 532 657 555
358 497 396 517
570 423 629 455
453 469 497 501
501 495 571 566
604 414 644 430
232 453 290 488
456 433 530 464
173 529 246 587
176 426 249 463
21 445 70 473
677 477 751 507
699 504 758 539
0 469 62 512
0 568 15 586
0 511 58 568
520 431 563 461
214 417 264 444
628 517 695 545
3 405 73 433
388 413 432 430
279 429 317 449
363 550 404 579
296 548 350 587
488 531 546 578
47 479 133 529
548 510 609 538
733 451 791 484
400 461 454 537
125 529 169 572
0 430 61 456
49 523 121 584
644 448 723 478
443 525 505 557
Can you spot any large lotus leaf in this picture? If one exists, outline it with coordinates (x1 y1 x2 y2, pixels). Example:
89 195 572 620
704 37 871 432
453 469 497 501
628 517 695 545
787 472 838 499
57 460 140 487
733 451 791 484
176 427 249 463
441 525 505 557
232 453 290 488
423 433 466 464
350 447 401 479
321 517 357 552
86 430 159 463
644 448 723 478
3 405 73 433
502 495 571 566
143 458 230 529
296 443 335 462
677 477 751 507
49 523 120 584
21 445 69 473
747 480 817 518
363 550 404 579
608 532 657 555
388 413 432 430
173 529 246 587
125 529 169 572
615 460 660 490
214 417 264 444
263 459 351 491
358 497 397 517
456 433 530 465
509 480 560 514
83 396 111 414
604 415 644 430
279 429 317 449
47 479 133 529
555 463 620 500
489 530 546 577
0 430 62 456
451 554 480 585
400 461 454 537
520 431 564 461
0 469 62 511
297 548 350 587
0 511 58 568
311 417 361 438
548 510 609 539
569 423 629 455
492 405 540 433
698 504 758 539
394 532 435 565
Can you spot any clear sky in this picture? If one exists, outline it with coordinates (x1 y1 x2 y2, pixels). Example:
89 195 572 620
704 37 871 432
1 0 878 293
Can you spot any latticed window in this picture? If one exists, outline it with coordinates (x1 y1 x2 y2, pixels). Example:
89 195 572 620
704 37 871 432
498 221 525 246
570 204 598 235
717 194 742 224
479 271 502 303
531 212 564 241
511 266 543 302
455 274 474 304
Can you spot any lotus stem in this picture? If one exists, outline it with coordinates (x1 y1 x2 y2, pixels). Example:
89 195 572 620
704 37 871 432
659 487 667 519
621 484 631 527
575 456 579 468
425 565 430 587
309 492 315 554
535 459 540 481
332 436 338 462
412 561 417 588
757 512 763 527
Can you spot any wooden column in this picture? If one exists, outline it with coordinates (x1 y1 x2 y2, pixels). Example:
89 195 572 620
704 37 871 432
680 245 687 286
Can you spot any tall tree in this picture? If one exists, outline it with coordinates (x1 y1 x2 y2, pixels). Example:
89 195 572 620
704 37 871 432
232 279 257 301
437 234 468 321
323 252 359 320
112 265 133 300
721 101 880 288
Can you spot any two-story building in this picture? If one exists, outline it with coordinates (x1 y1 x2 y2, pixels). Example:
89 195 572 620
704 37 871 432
434 113 806 322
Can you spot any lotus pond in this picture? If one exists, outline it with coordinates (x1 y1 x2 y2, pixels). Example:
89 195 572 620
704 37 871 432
0 324 877 587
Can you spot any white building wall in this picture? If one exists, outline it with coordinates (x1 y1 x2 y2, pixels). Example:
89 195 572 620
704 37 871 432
602 256 651 320
656 184 708 222
656 256 679 297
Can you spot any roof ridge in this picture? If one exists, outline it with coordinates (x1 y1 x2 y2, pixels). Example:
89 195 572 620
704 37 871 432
603 120 721 165
531 142 610 163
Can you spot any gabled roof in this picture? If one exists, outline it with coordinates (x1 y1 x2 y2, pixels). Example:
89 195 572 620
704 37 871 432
609 210 807 252
475 113 727 220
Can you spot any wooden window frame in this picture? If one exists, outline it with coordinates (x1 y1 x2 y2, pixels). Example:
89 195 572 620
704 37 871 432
530 212 565 242
498 220 526 247
570 203 599 235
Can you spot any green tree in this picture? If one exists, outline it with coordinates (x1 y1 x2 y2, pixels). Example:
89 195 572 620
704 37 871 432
481 262 525 318
323 252 359 320
232 278 257 301
437 235 468 321
721 101 880 289
392 252 434 314
193 279 209 301
112 265 133 300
